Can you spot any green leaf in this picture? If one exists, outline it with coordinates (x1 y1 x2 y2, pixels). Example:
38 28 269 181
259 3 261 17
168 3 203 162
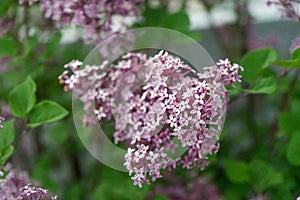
286 133 300 166
64 183 84 200
8 77 36 118
278 112 300 136
224 159 250 183
240 48 277 83
291 48 300 59
0 119 15 166
228 83 242 97
22 36 39 58
28 100 69 127
274 59 300 69
92 167 149 200
0 119 15 148
31 154 57 191
47 123 69 144
136 8 200 41
249 160 283 191
160 11 190 31
140 7 168 27
40 33 62 60
0 37 19 57
0 145 14 165
274 48 300 68
271 184 293 200
243 76 277 94
0 0 15 17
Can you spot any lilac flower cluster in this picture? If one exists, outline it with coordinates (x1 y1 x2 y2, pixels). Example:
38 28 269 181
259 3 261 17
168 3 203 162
59 50 243 187
17 184 57 200
266 0 300 21
0 117 5 129
19 0 144 43
0 167 57 200
0 168 29 200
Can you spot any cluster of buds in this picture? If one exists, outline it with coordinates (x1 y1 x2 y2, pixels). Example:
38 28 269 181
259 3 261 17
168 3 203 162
59 50 243 187
19 0 144 43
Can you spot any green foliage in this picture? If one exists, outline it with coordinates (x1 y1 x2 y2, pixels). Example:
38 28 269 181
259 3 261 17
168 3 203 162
160 11 189 32
31 153 57 192
249 160 283 192
92 167 149 200
0 119 15 166
240 48 277 83
47 123 70 144
0 37 19 57
275 59 300 69
1 1 300 200
271 184 293 200
136 7 200 40
0 0 15 17
286 133 300 166
278 112 300 135
224 159 250 183
8 77 36 118
275 48 300 69
28 100 69 127
243 76 277 94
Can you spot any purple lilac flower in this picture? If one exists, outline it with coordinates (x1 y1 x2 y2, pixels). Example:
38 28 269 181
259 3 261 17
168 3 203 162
289 37 300 53
0 117 5 129
0 168 30 199
266 0 300 21
0 168 58 200
19 0 144 43
17 184 57 200
60 51 243 187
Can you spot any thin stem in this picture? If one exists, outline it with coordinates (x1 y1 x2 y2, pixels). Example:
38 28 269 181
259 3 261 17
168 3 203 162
279 68 300 111
181 0 188 10
269 68 300 136
23 4 29 41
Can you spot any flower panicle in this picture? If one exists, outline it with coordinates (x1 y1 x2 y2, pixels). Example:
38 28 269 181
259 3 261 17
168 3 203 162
59 51 244 187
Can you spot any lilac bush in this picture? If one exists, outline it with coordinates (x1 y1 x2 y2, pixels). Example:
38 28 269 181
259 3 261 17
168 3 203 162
1 0 300 199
